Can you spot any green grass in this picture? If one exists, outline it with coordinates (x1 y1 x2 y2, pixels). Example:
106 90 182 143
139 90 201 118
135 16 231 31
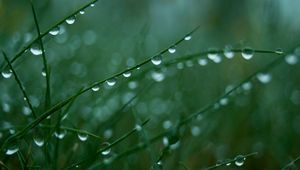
1 0 300 169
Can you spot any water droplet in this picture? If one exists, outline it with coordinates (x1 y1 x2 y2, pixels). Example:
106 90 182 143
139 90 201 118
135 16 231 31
219 98 229 106
41 68 46 77
33 137 45 147
162 120 172 129
184 35 192 41
49 26 60 36
185 60 194 67
1 70 12 79
208 48 219 60
106 78 117 86
79 10 85 15
224 46 234 59
242 82 252 91
285 54 298 65
90 3 95 7
275 48 284 54
22 106 31 116
176 62 184 69
66 16 76 25
241 47 254 60
54 130 67 139
101 142 111 155
5 145 19 155
103 129 113 139
123 70 132 78
9 129 15 134
191 126 201 136
30 44 42 55
168 46 176 54
163 137 169 146
234 155 246 166
151 55 162 65
92 85 100 92
77 132 88 141
257 73 272 84
197 58 208 66
151 71 165 82
135 124 142 131
226 162 231 166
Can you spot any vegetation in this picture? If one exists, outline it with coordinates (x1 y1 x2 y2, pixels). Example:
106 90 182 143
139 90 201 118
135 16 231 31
0 0 299 169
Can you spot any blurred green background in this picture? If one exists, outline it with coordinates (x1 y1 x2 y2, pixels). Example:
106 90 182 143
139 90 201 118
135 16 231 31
0 0 300 169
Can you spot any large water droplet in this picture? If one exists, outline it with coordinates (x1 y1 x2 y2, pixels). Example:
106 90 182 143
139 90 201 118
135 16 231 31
234 155 246 166
92 85 100 92
5 145 19 155
1 70 12 79
49 26 60 36
77 132 88 141
106 78 117 86
285 54 298 65
54 130 67 139
151 55 162 65
151 71 165 82
224 46 234 59
33 137 45 147
101 142 111 155
208 48 219 60
242 47 254 60
197 58 208 66
257 73 272 84
184 35 192 41
168 46 176 54
30 44 42 55
123 70 132 78
66 16 76 25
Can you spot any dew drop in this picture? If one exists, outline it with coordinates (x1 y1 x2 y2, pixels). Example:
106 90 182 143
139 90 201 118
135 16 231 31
219 98 229 106
22 106 31 116
41 68 46 77
176 62 184 69
151 55 162 65
197 58 208 66
208 48 219 60
92 85 100 92
285 54 298 65
30 44 42 56
106 78 117 86
234 155 246 166
123 70 132 78
224 46 234 59
242 82 252 91
33 137 45 147
257 73 272 84
185 60 194 67
49 26 60 36
275 48 284 54
101 142 111 155
54 130 67 139
66 16 76 25
1 70 12 79
77 132 88 141
79 10 85 15
151 71 165 82
90 3 95 7
184 35 192 41
135 124 142 131
168 46 176 54
5 146 19 155
241 47 254 60
191 126 201 136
